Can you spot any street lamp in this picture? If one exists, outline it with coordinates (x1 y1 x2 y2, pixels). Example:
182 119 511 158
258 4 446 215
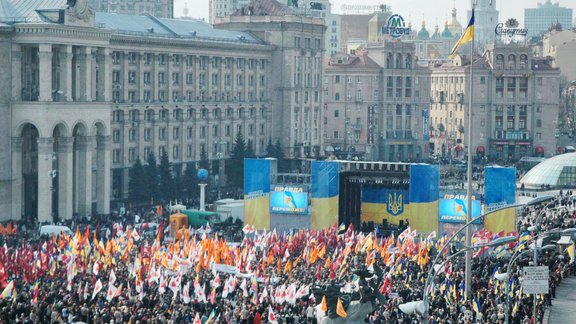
399 236 517 320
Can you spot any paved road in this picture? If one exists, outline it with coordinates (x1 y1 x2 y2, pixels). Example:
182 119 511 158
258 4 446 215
548 276 576 323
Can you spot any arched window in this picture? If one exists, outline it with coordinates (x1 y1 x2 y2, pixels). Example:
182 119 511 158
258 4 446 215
519 54 528 69
495 54 504 69
507 54 516 69
386 53 393 69
395 54 403 69
405 54 412 69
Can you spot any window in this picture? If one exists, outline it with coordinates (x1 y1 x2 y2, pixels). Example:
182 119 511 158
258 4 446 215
144 128 152 141
159 127 166 140
143 72 151 84
129 148 137 162
129 128 137 142
334 110 339 117
294 37 301 48
480 76 486 85
173 145 180 159
333 131 339 139
536 119 542 127
335 93 340 101
158 72 165 85
537 106 542 113
112 71 120 84
112 130 120 143
200 126 206 138
173 127 180 139
113 149 121 163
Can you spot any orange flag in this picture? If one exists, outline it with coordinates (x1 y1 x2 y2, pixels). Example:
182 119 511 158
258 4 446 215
324 256 331 269
321 295 328 312
336 298 347 317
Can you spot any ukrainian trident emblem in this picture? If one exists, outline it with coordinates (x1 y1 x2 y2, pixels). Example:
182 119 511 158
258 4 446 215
387 191 404 216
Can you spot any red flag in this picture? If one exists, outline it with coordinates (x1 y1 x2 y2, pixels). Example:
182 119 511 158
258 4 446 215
268 306 278 324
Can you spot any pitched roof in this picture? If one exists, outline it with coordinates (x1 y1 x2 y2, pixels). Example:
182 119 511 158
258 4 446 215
0 0 66 22
231 0 295 17
96 12 263 44
327 53 382 70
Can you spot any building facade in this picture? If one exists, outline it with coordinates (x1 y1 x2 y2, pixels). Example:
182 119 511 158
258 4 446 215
430 43 560 161
215 1 326 159
0 0 296 222
323 41 432 162
525 0 573 39
89 0 174 18
541 29 576 82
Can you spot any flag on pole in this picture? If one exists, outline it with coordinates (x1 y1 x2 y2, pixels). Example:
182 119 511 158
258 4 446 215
336 298 348 317
92 279 103 300
566 243 575 263
268 305 278 324
449 9 475 59
320 295 328 312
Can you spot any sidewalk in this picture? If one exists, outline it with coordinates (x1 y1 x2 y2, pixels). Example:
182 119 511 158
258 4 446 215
548 276 576 323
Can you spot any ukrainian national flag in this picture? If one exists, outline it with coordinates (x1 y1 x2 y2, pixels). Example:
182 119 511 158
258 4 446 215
449 9 475 59
519 231 531 243
473 295 481 314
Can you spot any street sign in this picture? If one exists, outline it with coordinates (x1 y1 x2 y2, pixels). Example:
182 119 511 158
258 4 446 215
522 266 549 294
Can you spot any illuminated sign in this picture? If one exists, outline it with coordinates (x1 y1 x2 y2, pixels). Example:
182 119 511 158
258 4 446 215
495 18 528 37
382 14 411 38
439 196 482 224
270 186 309 214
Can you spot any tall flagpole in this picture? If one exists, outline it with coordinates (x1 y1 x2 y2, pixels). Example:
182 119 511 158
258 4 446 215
464 0 476 300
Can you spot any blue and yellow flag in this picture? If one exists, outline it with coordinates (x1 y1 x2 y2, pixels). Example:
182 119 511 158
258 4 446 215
449 9 475 59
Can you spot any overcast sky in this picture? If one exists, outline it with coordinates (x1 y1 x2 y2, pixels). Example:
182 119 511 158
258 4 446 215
175 0 576 27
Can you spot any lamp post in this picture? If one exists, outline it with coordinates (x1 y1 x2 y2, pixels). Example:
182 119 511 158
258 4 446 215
399 236 517 320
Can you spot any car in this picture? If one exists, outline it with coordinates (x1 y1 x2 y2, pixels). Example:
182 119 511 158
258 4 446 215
39 225 73 237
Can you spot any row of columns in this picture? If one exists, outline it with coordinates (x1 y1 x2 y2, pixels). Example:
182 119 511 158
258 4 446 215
12 44 111 102
11 135 110 223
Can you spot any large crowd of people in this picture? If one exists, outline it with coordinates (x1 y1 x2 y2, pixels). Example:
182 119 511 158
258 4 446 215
0 191 574 324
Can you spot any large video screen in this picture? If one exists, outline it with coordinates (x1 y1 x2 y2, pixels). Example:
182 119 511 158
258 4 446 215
439 196 482 224
270 186 309 215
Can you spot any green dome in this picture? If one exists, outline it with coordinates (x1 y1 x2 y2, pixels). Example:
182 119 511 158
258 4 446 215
418 21 430 39
441 23 453 38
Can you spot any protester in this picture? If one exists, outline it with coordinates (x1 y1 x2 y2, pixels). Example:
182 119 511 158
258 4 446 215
0 192 572 324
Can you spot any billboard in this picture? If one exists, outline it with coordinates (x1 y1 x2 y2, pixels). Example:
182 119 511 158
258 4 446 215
270 186 309 215
438 196 482 224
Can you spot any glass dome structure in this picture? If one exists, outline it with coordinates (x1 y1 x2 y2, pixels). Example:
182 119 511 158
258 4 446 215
519 153 576 189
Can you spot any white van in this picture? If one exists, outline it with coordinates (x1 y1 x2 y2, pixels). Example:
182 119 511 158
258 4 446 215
39 225 73 237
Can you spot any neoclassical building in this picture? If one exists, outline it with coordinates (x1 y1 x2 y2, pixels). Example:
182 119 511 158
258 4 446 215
0 0 324 222
429 43 560 161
